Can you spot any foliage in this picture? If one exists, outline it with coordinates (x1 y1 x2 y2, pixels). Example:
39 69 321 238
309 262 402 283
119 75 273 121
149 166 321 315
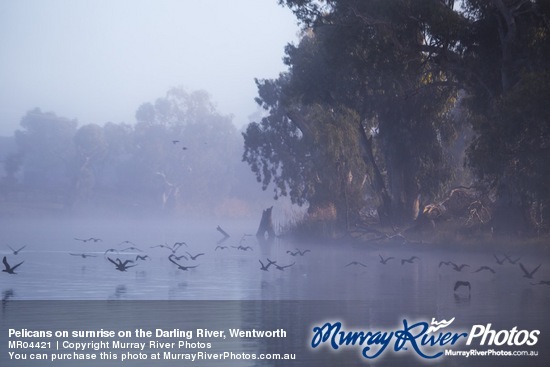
245 0 461 227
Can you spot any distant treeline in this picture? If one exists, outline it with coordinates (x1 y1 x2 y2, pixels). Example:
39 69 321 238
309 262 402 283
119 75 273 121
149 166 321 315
0 88 270 217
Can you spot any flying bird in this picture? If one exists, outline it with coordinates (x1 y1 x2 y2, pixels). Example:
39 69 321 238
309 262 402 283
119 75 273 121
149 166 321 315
118 240 137 247
493 254 507 265
69 253 97 259
168 255 198 271
135 255 150 262
2 256 23 274
531 280 550 286
185 251 205 260
233 245 253 251
121 246 143 252
505 254 522 265
345 261 368 268
450 263 470 272
8 245 26 255
519 263 542 279
401 256 420 265
439 261 453 268
170 254 188 261
259 259 277 271
275 262 296 271
472 266 496 274
215 246 228 251
107 257 137 272
287 249 311 256
379 254 394 264
453 281 471 293
104 248 120 256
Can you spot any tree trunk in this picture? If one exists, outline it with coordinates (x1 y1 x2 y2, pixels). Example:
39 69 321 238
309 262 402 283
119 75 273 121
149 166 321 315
256 206 276 240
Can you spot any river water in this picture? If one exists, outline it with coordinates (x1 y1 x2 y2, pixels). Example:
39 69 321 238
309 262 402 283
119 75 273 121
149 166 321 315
1 216 549 366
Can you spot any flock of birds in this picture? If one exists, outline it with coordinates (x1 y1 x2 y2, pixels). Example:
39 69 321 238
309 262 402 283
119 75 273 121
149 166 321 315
0 231 305 277
341 251 549 294
2 233 549 300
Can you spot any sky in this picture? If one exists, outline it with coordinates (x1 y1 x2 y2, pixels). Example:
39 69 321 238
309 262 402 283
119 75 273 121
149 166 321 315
0 0 301 136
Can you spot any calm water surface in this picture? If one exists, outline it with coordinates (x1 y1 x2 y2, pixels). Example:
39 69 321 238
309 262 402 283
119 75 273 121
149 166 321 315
1 217 549 366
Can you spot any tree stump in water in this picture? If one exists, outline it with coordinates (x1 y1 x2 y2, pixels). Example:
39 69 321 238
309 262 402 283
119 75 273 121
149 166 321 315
256 206 276 240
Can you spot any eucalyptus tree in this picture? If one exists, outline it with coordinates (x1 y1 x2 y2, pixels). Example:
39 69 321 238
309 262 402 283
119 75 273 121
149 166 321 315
244 0 462 227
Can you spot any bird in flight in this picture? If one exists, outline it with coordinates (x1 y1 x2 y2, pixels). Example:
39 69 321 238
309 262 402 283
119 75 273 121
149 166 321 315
519 263 542 279
493 254 507 265
531 280 550 286
121 246 143 253
505 253 522 265
232 245 253 251
151 243 182 254
287 249 311 256
7 245 26 255
104 248 120 256
170 254 188 261
215 246 228 251
275 262 296 271
345 261 368 268
379 254 394 265
439 261 453 268
472 266 496 274
69 253 97 259
168 255 199 271
450 263 470 272
107 257 137 272
135 255 149 262
453 281 471 293
2 256 23 274
259 259 277 271
185 251 205 260
401 256 420 265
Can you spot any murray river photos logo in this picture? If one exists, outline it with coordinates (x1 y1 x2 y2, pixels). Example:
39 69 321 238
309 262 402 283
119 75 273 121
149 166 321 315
310 317 540 360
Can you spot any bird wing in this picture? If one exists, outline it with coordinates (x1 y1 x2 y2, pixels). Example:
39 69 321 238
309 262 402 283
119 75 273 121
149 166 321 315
2 256 9 270
531 264 542 276
168 256 181 267
17 245 26 252
519 263 530 276
11 261 24 271
107 257 118 266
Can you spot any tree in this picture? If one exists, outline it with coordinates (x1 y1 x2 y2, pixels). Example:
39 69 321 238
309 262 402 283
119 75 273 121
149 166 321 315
455 0 550 233
129 87 242 213
244 0 461 228
14 108 77 192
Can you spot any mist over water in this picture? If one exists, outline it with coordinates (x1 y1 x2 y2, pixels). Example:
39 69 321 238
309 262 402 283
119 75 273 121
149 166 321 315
1 214 549 303
1 215 549 365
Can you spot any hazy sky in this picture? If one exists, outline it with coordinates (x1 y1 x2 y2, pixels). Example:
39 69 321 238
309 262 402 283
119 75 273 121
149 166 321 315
0 0 300 135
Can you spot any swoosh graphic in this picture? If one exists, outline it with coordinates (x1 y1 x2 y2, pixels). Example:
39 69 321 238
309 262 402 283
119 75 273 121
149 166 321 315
427 317 456 333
